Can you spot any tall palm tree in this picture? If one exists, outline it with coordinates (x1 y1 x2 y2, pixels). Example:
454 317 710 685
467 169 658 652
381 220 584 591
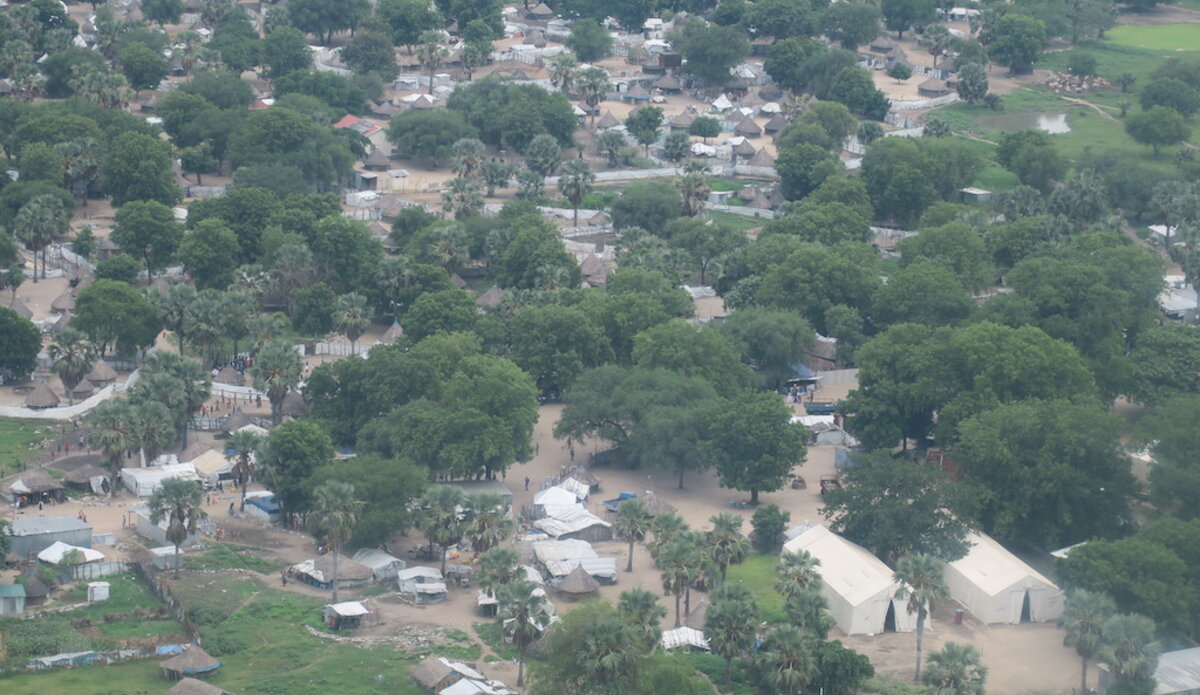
442 176 484 220
149 477 207 578
1100 614 1161 692
251 340 303 425
268 243 316 312
784 588 835 639
148 284 197 353
129 401 177 465
14 194 69 281
613 499 652 572
578 612 639 686
49 329 95 405
498 579 547 687
308 480 364 603
1059 589 1116 695
225 429 263 511
618 587 667 653
753 625 818 695
333 292 372 353
416 485 467 575
183 290 226 364
706 581 759 690
87 399 135 497
55 138 101 205
549 53 577 92
463 493 515 552
648 512 687 559
894 553 949 682
476 546 521 594
426 223 471 271
141 352 212 448
677 161 712 218
558 159 595 228
245 313 291 356
659 533 704 627
708 512 750 581
576 67 611 127
776 549 821 599
451 138 487 180
416 30 447 95
922 642 987 695
70 64 128 109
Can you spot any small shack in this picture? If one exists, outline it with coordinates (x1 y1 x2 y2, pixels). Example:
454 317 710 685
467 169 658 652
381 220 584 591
533 507 613 542
552 566 600 599
291 555 374 592
243 492 281 523
24 381 60 409
352 548 406 582
412 656 463 692
944 532 1065 624
189 449 235 484
122 463 201 497
86 360 119 386
734 118 763 137
50 291 75 313
0 583 26 616
595 112 620 129
783 525 917 635
8 516 93 559
160 646 220 681
397 566 448 603
168 677 236 695
2 470 67 506
918 77 952 97
322 601 373 630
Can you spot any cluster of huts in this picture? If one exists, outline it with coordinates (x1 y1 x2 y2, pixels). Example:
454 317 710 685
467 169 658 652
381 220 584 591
412 656 517 695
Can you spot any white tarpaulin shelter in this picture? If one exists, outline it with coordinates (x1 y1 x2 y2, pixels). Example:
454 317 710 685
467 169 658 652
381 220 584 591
188 450 235 481
556 477 590 500
533 486 583 517
120 463 199 496
542 556 618 580
351 548 406 580
783 526 918 635
533 507 612 540
711 94 732 110
532 539 596 565
326 601 369 617
661 626 710 651
397 566 447 601
37 541 104 564
945 532 1064 624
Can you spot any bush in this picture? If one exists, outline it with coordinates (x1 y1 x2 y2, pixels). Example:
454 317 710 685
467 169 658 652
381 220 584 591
201 628 250 655
1067 52 1098 77
887 63 912 80
188 603 232 627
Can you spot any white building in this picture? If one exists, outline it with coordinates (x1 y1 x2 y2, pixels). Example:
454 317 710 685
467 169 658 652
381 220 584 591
944 532 1064 624
783 525 918 635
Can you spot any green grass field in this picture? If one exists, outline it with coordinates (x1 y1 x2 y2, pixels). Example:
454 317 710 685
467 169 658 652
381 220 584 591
725 554 787 623
57 575 184 640
0 419 58 477
1106 23 1200 51
182 543 279 573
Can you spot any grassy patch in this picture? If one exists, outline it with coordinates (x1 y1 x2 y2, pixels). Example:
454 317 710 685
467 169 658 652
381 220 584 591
183 544 279 573
709 179 747 193
473 621 519 660
708 210 767 231
0 419 58 477
54 574 182 641
725 554 787 623
1106 23 1200 51
684 652 755 695
0 659 163 695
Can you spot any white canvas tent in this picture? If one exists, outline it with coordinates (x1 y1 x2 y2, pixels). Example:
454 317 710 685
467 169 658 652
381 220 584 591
397 566 447 602
945 532 1064 624
37 541 104 564
188 450 235 482
533 486 583 517
783 525 917 635
661 626 709 651
120 463 200 496
351 548 405 581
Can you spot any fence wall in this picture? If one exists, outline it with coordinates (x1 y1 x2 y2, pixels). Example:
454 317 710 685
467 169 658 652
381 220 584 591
135 563 202 644
816 369 860 386
69 561 135 581
889 93 959 111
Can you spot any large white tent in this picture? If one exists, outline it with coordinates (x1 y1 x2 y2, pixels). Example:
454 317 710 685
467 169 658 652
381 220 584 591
120 463 200 496
945 532 1064 624
783 526 917 635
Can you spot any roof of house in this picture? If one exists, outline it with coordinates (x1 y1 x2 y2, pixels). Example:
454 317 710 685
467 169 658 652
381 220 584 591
476 286 504 308
764 113 788 132
653 74 682 90
325 600 370 617
747 148 776 167
19 576 49 598
4 470 64 495
948 532 1058 597
168 677 234 695
280 390 309 416
734 138 757 156
1154 648 1200 695
10 515 91 536
0 583 27 599
596 112 620 129
50 291 75 312
312 554 373 581
528 2 555 15
735 118 762 135
782 525 903 606
554 565 600 594
160 646 220 675
364 148 390 169
669 111 695 128
25 381 60 408
919 77 949 92
64 463 108 485
532 539 597 564
213 366 244 386
533 507 611 538
69 379 95 395
86 360 118 383
351 548 405 572
683 598 708 629
380 321 404 343
412 655 458 688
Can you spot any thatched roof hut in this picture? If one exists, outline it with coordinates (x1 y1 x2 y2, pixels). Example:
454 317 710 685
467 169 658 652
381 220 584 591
25 382 60 409
748 148 776 167
70 379 95 399
763 113 788 134
363 148 390 170
734 118 763 137
3 470 65 499
221 412 254 434
733 139 757 158
475 286 504 309
280 390 309 417
168 677 235 695
64 463 109 488
527 2 555 18
684 598 708 630
411 655 460 692
160 646 220 680
86 360 118 385
8 297 32 319
50 291 75 312
641 494 677 517
553 566 600 597
595 112 620 129
213 366 245 387
653 74 682 92
379 321 404 343
669 111 695 129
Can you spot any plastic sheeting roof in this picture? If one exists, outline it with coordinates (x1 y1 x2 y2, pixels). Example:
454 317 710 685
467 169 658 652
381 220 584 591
37 541 104 564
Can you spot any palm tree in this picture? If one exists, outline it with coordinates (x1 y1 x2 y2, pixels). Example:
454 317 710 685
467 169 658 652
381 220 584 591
245 313 291 356
55 138 101 205
923 23 952 67
648 512 687 559
70 64 128 109
613 499 652 572
129 401 177 465
576 67 611 127
706 581 759 690
442 176 484 220
308 480 364 603
452 138 487 180
784 587 834 638
476 546 521 594
148 284 197 353
558 159 595 227
578 612 640 686
333 292 372 353
14 195 69 281
894 553 949 682
141 352 211 448
753 625 818 695
268 243 316 312
708 512 750 581
549 53 577 91
659 533 704 627
922 642 987 695
183 290 226 364
149 477 207 578
87 399 135 497
480 159 516 196
1059 589 1116 695
416 485 467 575
463 493 515 552
498 580 547 687
49 329 95 405
677 161 712 217
426 223 471 272
618 587 667 653
225 429 263 511
776 549 821 599
598 130 626 166
1100 614 1160 693
416 30 448 95
251 341 303 425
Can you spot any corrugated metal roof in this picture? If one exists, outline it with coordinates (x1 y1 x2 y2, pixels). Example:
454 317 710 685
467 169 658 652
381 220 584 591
1156 648 1200 695
11 516 91 536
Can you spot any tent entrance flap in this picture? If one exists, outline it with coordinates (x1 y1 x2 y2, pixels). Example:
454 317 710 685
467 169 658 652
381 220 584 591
883 601 897 633
1020 590 1031 623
